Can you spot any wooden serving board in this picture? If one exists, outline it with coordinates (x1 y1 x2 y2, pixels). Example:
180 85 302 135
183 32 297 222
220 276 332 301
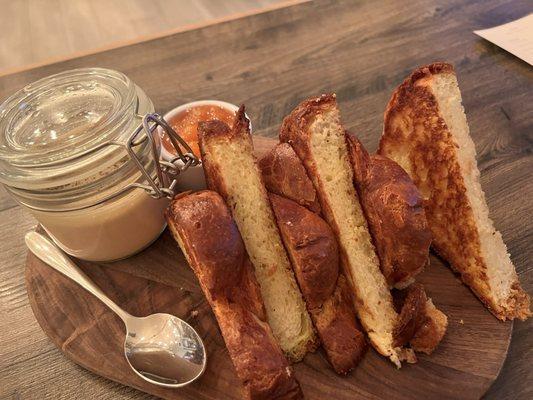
25 136 512 400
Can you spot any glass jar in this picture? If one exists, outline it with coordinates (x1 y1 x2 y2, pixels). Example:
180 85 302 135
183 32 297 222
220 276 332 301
0 68 197 262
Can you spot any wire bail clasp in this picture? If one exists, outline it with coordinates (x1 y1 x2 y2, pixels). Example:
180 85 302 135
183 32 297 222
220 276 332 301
128 113 200 199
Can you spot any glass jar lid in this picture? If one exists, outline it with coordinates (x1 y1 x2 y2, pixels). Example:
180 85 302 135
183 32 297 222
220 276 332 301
0 68 142 190
0 67 199 212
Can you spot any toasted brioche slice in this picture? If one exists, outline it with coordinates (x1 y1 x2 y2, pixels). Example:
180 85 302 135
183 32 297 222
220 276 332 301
347 133 446 353
198 108 316 361
379 62 531 321
347 134 432 288
166 191 302 399
280 94 413 366
269 193 367 374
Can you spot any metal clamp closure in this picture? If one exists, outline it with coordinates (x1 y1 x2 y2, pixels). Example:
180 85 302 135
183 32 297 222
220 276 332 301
9 113 199 213
127 113 200 199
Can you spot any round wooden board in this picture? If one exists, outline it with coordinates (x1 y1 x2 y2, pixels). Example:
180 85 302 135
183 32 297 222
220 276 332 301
24 136 512 400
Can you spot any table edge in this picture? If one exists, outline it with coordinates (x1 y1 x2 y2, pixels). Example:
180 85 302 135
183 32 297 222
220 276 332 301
0 0 310 79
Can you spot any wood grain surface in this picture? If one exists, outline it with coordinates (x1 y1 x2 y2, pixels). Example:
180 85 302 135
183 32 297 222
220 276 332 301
0 0 531 399
24 127 512 399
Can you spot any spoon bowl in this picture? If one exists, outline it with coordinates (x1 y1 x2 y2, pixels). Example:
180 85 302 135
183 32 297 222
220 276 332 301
124 313 206 386
25 231 206 388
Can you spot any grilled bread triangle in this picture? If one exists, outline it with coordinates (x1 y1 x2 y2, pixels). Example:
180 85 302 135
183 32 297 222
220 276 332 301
379 62 531 321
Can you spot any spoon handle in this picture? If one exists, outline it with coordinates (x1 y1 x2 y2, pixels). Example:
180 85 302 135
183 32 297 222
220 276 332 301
25 231 132 324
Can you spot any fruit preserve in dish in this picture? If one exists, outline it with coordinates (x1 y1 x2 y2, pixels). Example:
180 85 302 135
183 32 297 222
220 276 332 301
161 103 236 158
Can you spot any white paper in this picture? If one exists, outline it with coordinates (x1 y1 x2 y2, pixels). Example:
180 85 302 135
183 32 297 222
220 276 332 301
474 14 533 66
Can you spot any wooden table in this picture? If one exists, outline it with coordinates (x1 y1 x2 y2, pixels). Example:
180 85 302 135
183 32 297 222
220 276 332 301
0 0 531 398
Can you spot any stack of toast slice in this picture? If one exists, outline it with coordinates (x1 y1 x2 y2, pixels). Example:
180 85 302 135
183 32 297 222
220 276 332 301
164 62 530 399
261 143 368 374
280 95 404 362
279 94 446 365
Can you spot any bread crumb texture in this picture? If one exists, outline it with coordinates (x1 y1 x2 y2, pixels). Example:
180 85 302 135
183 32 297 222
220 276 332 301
309 106 406 365
208 137 316 360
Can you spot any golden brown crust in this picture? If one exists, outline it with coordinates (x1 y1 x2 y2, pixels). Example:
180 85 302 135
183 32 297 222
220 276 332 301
391 62 454 98
269 193 338 308
379 62 531 321
391 284 448 354
166 191 302 400
218 303 304 400
279 94 336 163
259 143 321 214
347 133 432 288
392 284 428 347
269 193 367 374
197 120 232 193
410 298 448 354
199 105 248 141
314 275 368 374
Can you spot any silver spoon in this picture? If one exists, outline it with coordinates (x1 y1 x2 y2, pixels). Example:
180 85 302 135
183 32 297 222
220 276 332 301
25 231 206 387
